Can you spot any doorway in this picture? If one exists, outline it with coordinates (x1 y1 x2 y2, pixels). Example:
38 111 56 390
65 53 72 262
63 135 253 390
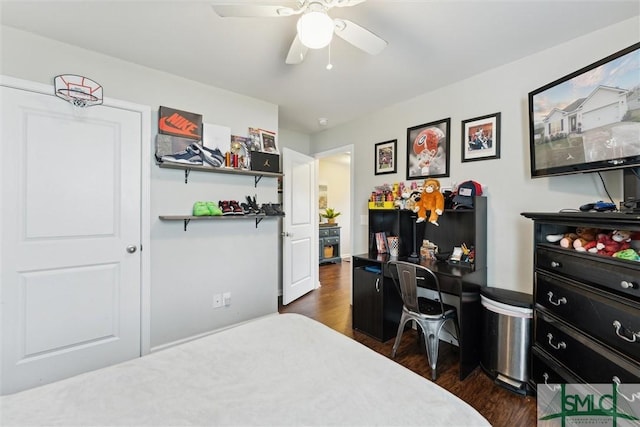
316 145 353 282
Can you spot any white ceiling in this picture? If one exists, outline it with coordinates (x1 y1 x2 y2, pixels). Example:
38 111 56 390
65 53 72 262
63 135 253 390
1 1 638 134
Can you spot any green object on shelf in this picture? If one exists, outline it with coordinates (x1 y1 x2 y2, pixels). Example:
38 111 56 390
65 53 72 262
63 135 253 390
321 208 341 223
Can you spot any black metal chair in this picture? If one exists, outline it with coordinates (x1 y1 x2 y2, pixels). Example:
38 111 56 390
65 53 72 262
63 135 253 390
388 260 460 380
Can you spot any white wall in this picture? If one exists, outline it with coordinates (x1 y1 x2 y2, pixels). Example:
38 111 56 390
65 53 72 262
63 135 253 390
310 17 640 294
1 26 282 349
279 128 312 156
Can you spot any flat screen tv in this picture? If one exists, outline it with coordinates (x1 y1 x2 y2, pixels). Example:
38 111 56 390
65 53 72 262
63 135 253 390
528 42 640 178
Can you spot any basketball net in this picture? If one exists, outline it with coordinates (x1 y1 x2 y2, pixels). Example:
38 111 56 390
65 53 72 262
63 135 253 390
53 74 103 118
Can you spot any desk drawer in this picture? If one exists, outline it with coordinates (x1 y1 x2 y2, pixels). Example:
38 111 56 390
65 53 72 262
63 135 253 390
536 247 640 300
536 312 640 384
536 272 640 361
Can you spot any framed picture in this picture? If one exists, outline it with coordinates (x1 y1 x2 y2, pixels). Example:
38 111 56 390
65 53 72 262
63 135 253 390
406 118 451 180
461 112 501 162
374 139 397 175
318 185 328 209
259 129 278 154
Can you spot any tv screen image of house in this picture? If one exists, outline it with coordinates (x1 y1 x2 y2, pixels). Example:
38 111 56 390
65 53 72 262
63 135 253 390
528 42 640 177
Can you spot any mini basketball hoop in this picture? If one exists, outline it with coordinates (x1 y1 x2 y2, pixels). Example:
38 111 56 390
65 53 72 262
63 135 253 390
54 74 103 107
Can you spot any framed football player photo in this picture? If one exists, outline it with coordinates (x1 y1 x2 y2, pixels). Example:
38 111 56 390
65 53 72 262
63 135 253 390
461 112 501 162
406 118 451 180
374 139 397 175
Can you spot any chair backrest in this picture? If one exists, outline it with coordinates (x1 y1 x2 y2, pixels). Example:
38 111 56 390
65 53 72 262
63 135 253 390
388 260 446 316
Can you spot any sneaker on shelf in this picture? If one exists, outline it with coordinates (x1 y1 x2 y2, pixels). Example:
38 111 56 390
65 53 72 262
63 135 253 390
206 201 223 216
240 202 254 215
271 203 285 216
229 200 244 215
193 201 210 216
246 195 261 214
218 200 234 216
190 143 224 168
262 203 277 216
161 146 202 165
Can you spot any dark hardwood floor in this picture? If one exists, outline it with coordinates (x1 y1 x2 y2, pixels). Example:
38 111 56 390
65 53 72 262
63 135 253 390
279 261 538 427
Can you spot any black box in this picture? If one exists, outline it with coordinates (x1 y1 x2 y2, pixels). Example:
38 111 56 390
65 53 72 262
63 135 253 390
250 151 280 173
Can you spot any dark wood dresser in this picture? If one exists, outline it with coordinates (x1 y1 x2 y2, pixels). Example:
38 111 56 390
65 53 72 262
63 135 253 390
522 212 640 391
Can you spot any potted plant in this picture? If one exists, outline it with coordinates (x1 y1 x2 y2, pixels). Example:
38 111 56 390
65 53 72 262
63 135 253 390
322 208 341 224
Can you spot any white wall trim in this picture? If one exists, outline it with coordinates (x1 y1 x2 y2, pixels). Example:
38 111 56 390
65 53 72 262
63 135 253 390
0 74 153 356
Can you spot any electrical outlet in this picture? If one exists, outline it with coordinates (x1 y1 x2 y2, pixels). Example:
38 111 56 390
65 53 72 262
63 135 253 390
213 294 223 308
223 292 231 307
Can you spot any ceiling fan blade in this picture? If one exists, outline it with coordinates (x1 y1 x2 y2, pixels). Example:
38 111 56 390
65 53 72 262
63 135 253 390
334 18 387 55
331 0 367 8
212 5 299 18
285 35 308 64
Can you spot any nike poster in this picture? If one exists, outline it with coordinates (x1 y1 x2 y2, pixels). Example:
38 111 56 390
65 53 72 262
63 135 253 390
158 106 203 140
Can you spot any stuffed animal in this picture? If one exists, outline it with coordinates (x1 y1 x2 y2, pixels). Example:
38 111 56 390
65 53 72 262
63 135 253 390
558 233 579 249
613 248 640 261
402 189 421 212
596 230 632 257
416 178 445 226
572 227 599 252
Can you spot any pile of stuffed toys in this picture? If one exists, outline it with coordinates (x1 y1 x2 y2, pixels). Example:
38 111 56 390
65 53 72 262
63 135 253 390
546 227 640 261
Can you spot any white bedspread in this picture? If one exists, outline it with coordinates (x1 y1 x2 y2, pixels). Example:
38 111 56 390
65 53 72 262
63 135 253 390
1 313 489 426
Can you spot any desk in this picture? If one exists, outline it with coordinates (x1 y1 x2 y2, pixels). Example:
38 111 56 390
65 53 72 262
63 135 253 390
352 252 486 380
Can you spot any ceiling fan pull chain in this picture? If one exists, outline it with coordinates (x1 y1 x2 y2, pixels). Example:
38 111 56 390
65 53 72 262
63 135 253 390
326 43 333 70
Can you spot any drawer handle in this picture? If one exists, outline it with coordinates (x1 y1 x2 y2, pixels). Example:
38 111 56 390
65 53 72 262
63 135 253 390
547 333 566 350
542 373 560 391
547 291 567 306
620 280 638 290
550 261 562 268
375 277 380 293
612 320 640 343
613 377 640 402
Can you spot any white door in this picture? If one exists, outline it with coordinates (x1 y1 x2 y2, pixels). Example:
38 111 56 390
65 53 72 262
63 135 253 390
282 148 317 305
1 86 142 395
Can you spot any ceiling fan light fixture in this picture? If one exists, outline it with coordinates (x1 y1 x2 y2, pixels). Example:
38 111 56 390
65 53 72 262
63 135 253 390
297 11 334 49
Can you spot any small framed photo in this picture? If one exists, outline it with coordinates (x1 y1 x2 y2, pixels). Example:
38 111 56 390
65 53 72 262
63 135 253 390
374 139 397 175
259 129 278 154
461 112 501 162
406 118 451 180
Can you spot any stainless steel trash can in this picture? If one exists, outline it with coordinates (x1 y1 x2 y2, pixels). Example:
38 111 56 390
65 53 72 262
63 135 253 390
480 287 533 395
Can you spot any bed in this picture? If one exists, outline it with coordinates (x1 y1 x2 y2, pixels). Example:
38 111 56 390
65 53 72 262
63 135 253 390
0 313 490 426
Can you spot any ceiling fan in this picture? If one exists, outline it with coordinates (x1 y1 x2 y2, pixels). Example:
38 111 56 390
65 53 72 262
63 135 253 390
211 0 387 65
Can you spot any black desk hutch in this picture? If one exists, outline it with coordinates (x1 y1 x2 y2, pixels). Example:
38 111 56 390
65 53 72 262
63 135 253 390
352 196 487 380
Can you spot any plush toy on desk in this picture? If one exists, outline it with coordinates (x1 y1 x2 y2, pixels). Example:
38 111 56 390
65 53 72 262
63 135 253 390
402 189 422 212
416 178 445 226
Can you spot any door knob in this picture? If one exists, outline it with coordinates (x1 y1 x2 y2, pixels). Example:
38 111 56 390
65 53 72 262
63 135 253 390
126 245 137 254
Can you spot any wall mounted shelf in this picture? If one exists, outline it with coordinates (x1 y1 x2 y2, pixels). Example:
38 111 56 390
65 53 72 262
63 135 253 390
157 162 283 185
159 214 280 231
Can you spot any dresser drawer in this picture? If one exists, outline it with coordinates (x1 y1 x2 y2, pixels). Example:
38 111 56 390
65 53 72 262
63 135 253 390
323 237 339 246
536 272 640 361
536 247 640 300
531 346 579 387
536 312 640 384
319 229 330 237
329 228 340 237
